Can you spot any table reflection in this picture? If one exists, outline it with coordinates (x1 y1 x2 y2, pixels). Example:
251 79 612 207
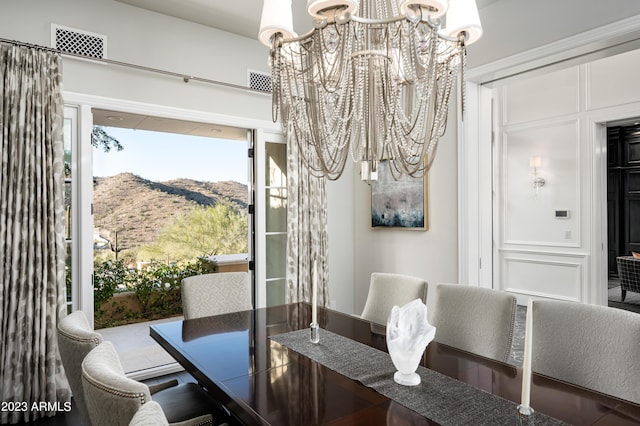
150 303 640 426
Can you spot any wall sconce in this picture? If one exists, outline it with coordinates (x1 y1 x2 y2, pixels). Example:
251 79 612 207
530 156 546 191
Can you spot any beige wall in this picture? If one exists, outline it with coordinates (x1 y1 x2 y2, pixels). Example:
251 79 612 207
353 104 460 315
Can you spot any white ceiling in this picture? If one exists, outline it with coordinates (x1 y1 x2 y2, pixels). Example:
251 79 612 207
115 0 500 41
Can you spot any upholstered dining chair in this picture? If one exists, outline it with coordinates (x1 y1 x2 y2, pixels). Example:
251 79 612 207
58 311 183 426
57 310 104 426
430 283 517 363
616 255 640 301
129 401 169 426
531 299 640 404
182 272 252 320
82 341 227 426
360 272 428 330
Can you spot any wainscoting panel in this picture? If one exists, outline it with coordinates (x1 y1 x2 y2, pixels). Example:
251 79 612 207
502 66 579 125
501 120 580 247
499 251 586 303
587 48 640 110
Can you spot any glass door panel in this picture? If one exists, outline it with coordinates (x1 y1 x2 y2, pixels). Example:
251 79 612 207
265 142 287 306
265 188 287 231
63 111 74 313
255 131 286 308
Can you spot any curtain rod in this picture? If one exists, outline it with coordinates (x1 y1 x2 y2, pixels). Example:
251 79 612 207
0 37 266 95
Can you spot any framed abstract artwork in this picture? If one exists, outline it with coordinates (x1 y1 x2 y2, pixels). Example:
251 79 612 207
371 160 428 230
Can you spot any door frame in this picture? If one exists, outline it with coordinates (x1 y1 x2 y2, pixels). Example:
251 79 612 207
457 83 493 288
63 91 280 325
460 15 640 303
253 129 286 309
63 105 94 317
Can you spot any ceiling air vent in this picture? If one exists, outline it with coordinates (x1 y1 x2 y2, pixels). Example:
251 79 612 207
248 70 272 93
51 24 107 59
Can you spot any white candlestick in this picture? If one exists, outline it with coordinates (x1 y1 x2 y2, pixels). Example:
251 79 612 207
311 261 318 324
521 298 533 409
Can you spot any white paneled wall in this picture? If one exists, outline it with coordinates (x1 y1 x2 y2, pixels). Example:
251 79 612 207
503 67 580 124
588 49 640 110
502 121 580 246
501 253 586 302
494 48 640 304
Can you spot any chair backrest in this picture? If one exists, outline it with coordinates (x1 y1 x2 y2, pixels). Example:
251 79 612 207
57 310 104 426
532 299 640 404
431 283 517 363
129 401 169 426
361 272 428 327
82 341 152 426
182 272 253 320
617 256 640 291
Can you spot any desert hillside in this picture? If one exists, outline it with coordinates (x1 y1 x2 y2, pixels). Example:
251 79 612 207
93 172 248 250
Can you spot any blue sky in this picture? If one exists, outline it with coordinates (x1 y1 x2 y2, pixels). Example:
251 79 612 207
93 126 248 183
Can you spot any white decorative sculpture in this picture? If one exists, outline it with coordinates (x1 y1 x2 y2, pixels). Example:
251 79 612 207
386 298 436 386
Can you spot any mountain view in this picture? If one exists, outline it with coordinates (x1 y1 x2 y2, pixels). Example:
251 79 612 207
93 172 248 255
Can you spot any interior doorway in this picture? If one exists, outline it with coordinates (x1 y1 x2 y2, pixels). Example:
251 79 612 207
606 120 640 314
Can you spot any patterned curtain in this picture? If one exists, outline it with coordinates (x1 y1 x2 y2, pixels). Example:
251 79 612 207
285 128 329 309
0 43 70 423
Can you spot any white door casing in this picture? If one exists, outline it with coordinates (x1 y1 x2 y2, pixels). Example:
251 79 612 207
461 15 640 305
63 92 281 322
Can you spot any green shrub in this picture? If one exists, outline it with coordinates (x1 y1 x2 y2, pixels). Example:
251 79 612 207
132 258 214 317
93 259 129 305
93 257 217 328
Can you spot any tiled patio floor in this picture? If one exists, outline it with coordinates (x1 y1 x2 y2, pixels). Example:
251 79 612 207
97 316 183 377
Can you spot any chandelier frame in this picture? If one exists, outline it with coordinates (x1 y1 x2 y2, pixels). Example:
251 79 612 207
266 2 473 182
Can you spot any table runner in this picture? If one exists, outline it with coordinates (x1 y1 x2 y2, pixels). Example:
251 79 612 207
271 328 566 426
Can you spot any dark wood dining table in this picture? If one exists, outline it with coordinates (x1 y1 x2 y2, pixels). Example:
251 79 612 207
149 303 640 425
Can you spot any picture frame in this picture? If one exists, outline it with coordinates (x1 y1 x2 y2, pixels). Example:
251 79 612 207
371 160 428 230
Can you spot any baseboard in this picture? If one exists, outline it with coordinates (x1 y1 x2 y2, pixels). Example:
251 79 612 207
126 362 184 381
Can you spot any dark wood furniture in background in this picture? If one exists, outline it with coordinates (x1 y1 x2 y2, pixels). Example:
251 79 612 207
151 303 640 425
608 125 640 276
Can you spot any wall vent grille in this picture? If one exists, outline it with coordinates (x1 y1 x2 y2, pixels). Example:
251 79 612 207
51 24 106 59
248 70 272 93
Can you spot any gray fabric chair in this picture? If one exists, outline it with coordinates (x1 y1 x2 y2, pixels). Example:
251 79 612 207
532 299 640 404
82 341 224 426
360 272 428 329
182 272 252 320
129 401 169 426
431 283 517 363
58 311 181 425
616 256 640 301
57 310 104 426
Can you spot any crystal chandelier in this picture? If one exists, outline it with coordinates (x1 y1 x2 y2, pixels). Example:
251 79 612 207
259 0 482 181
